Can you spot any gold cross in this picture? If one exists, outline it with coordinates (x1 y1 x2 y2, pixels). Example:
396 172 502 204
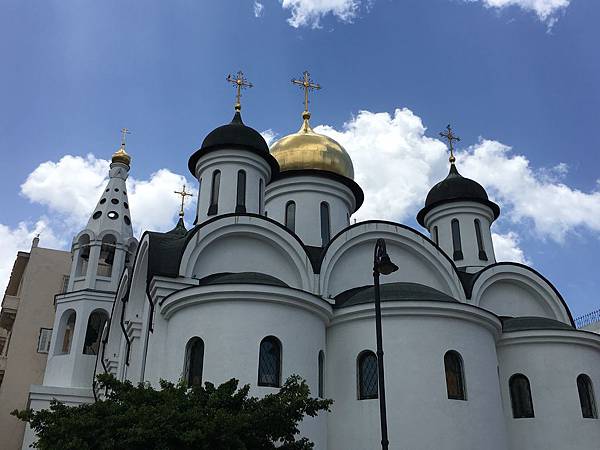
292 71 321 117
174 184 194 218
226 71 253 111
120 128 131 147
439 124 460 164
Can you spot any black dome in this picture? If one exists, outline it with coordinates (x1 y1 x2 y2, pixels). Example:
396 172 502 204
417 164 500 226
188 111 278 176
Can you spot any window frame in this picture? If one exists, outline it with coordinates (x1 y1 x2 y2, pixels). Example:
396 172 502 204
258 336 282 388
444 350 467 401
320 202 331 246
37 328 53 354
474 219 488 261
208 170 221 216
184 337 205 387
285 201 296 232
509 373 535 419
577 374 598 419
318 350 325 398
451 218 464 261
357 350 378 400
235 170 247 213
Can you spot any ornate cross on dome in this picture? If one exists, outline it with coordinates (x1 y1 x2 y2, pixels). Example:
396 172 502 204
292 71 321 119
439 124 460 164
227 71 253 112
120 128 131 148
174 184 193 218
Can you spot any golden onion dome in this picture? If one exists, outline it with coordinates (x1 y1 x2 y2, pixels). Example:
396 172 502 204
270 112 354 179
111 145 131 166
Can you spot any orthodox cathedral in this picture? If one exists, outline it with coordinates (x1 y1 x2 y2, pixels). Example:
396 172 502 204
24 73 600 450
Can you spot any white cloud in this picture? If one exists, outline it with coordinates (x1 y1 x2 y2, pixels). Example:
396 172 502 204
280 0 364 28
467 0 570 26
492 231 530 264
254 1 265 18
261 129 278 146
0 219 65 295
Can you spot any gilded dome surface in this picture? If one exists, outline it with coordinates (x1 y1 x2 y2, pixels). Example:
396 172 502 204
270 115 354 179
112 146 131 166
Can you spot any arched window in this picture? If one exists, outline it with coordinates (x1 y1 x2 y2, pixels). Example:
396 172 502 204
357 351 378 400
320 202 331 246
451 219 463 261
57 310 76 355
285 201 296 232
259 178 264 215
433 226 439 245
318 350 325 398
97 235 116 277
509 374 535 418
75 235 90 277
83 310 109 355
258 336 282 387
184 337 205 387
444 350 466 400
577 374 598 419
208 170 220 216
474 219 488 261
236 170 246 213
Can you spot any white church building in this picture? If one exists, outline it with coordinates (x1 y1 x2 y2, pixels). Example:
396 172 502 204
24 76 600 450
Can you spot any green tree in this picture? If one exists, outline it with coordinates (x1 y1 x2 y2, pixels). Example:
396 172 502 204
13 374 332 450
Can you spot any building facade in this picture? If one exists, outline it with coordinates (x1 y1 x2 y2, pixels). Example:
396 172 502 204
23 98 600 449
0 238 70 450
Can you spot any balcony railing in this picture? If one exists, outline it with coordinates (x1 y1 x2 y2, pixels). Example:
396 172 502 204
575 308 600 329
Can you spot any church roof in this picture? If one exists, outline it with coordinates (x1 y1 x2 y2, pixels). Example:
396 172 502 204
334 282 458 308
417 164 500 226
501 316 574 332
147 219 190 278
197 272 289 288
188 111 279 176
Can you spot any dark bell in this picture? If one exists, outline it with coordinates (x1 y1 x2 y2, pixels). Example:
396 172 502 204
377 254 398 275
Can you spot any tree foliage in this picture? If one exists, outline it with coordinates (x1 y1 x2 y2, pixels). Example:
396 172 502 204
13 374 332 450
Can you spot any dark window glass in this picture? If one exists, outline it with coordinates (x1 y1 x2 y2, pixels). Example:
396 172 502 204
577 374 598 419
444 351 466 400
358 351 378 400
185 338 204 387
83 310 108 355
97 235 116 277
318 351 325 398
451 219 463 261
208 170 220 216
236 170 246 213
510 374 535 418
433 226 439 245
320 202 331 246
259 179 264 215
474 219 488 261
258 336 281 387
285 201 296 232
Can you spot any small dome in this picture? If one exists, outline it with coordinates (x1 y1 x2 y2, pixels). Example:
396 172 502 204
188 111 277 175
417 164 500 226
270 114 354 179
111 146 131 166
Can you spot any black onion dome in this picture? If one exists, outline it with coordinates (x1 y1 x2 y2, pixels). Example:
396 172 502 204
417 164 500 226
188 111 279 176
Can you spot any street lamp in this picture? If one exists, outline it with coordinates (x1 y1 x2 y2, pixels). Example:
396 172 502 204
373 238 398 450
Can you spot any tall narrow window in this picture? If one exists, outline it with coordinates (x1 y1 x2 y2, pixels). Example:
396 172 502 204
451 219 463 261
208 170 220 216
433 226 439 245
236 170 247 213
97 235 116 277
444 351 466 400
320 202 331 246
285 201 296 232
318 350 325 398
258 336 282 387
577 374 598 419
58 311 76 355
75 235 90 277
474 219 488 261
357 351 378 400
509 374 535 418
185 337 205 387
83 310 108 355
259 178 264 215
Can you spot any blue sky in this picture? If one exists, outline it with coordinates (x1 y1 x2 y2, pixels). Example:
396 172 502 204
1 0 599 318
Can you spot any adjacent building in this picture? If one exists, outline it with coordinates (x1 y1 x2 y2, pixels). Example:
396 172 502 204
0 238 70 450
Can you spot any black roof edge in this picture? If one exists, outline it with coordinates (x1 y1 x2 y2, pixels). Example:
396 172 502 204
465 262 574 326
271 169 364 211
416 197 501 227
188 144 280 178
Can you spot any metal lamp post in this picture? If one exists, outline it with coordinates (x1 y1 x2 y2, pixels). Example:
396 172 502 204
373 238 398 450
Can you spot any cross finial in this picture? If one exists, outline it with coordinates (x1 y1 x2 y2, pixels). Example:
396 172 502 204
292 71 321 120
174 184 194 218
120 128 131 148
439 124 460 164
226 71 253 112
